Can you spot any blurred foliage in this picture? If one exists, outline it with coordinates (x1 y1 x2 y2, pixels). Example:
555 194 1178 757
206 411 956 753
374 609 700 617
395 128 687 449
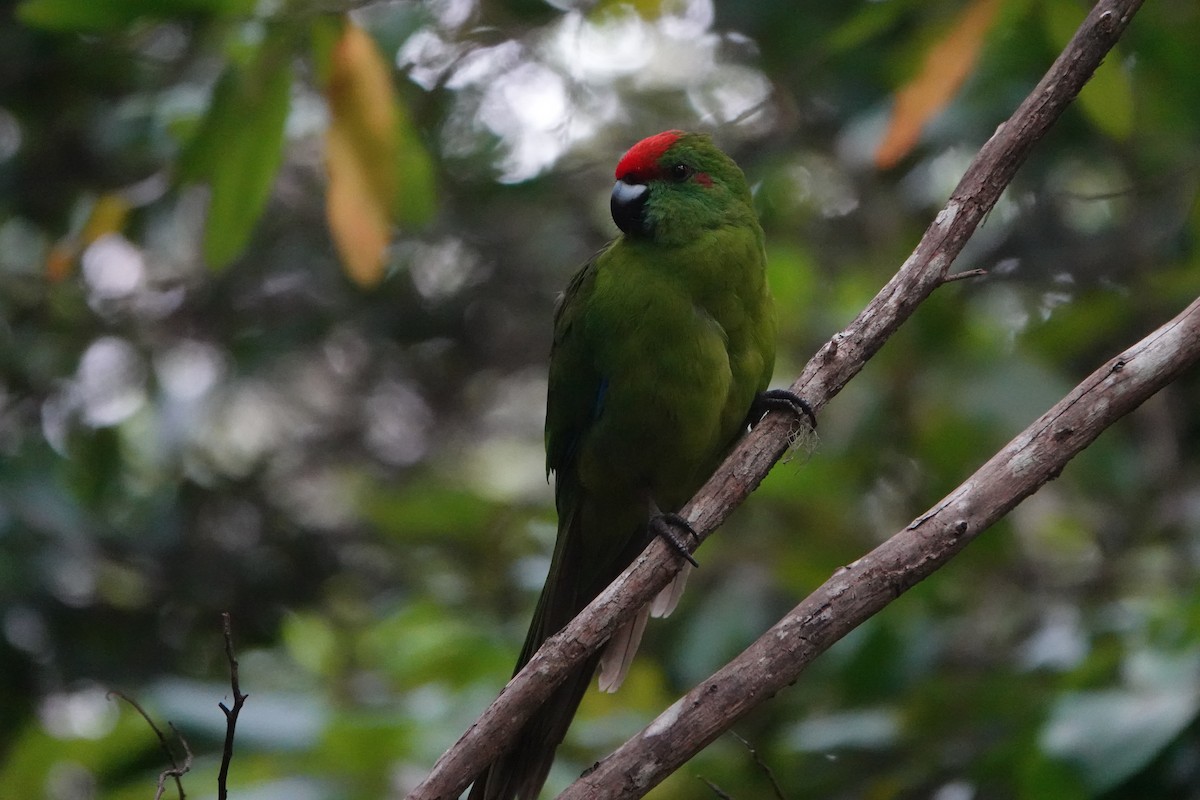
1 0 1199 798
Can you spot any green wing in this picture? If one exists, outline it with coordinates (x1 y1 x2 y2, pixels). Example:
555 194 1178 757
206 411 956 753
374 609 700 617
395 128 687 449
469 246 626 800
544 247 606 479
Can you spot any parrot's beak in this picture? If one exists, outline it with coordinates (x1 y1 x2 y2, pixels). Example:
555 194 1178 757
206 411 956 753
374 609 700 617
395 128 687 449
611 178 649 236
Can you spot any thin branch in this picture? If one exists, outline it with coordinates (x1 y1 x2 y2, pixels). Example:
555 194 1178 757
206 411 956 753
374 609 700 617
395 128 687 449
155 725 194 800
217 612 248 800
108 690 190 800
561 295 1200 798
406 1 1146 797
729 732 786 800
941 267 988 283
698 777 734 800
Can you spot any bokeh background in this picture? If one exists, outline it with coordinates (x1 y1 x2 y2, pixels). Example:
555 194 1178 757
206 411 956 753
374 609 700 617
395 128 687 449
2 0 1200 797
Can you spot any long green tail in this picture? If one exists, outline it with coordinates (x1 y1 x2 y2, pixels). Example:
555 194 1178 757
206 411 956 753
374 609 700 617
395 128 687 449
468 501 646 800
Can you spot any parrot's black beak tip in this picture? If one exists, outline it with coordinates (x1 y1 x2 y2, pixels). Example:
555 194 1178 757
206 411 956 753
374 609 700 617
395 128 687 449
611 179 649 236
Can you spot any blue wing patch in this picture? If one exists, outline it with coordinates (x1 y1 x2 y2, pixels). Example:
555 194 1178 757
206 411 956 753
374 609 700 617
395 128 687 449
592 376 609 421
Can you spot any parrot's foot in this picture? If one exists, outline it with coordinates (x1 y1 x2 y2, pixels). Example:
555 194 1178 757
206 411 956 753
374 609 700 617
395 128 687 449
649 513 700 567
747 389 817 431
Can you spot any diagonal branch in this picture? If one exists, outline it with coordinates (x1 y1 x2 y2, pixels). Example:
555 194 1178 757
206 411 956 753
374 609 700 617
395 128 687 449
406 0 1146 797
562 294 1200 798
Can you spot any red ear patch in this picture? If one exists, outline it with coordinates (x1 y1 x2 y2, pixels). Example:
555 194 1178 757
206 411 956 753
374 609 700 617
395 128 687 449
615 130 683 180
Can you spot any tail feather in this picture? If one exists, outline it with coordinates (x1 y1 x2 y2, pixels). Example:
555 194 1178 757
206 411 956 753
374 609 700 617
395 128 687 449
466 497 658 799
595 562 692 693
467 652 602 800
597 603 650 693
650 562 692 618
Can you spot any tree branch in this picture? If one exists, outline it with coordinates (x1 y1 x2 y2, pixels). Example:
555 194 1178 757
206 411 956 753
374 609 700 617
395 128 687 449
108 690 191 800
406 0 1146 797
562 294 1200 798
155 724 193 800
217 612 248 800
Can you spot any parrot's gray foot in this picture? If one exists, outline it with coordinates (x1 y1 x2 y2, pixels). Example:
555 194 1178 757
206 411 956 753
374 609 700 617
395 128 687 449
748 389 816 431
649 513 700 567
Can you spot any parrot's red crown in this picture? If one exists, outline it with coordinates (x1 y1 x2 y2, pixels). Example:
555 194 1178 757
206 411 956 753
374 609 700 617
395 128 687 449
615 130 684 180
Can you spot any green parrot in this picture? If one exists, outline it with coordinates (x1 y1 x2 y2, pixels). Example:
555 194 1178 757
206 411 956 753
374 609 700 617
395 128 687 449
468 130 810 800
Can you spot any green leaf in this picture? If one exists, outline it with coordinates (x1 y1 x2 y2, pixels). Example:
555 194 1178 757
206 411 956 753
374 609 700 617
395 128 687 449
1079 53 1136 140
179 33 294 270
826 1 909 54
358 601 509 685
281 611 340 677
1040 648 1200 793
17 0 253 31
309 13 344 86
361 479 498 541
393 102 436 228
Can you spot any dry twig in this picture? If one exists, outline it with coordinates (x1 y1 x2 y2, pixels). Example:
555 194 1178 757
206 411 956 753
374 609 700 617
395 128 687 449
108 690 192 800
218 612 248 800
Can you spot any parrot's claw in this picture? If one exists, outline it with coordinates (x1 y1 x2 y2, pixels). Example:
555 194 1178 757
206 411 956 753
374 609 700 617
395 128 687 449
747 389 817 431
649 513 700 567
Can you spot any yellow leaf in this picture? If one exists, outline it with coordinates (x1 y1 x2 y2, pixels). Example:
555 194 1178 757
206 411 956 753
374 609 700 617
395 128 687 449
46 192 130 281
325 20 398 288
875 0 1004 170
592 0 663 20
327 129 392 288
81 193 130 246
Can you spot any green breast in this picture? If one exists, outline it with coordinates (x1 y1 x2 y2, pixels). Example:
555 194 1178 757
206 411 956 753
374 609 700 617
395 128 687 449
574 227 774 507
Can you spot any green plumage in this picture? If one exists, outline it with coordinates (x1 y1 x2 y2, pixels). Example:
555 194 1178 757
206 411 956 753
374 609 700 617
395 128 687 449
469 131 777 800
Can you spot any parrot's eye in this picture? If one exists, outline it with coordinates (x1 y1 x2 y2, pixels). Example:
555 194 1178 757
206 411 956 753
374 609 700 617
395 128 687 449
670 163 692 181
